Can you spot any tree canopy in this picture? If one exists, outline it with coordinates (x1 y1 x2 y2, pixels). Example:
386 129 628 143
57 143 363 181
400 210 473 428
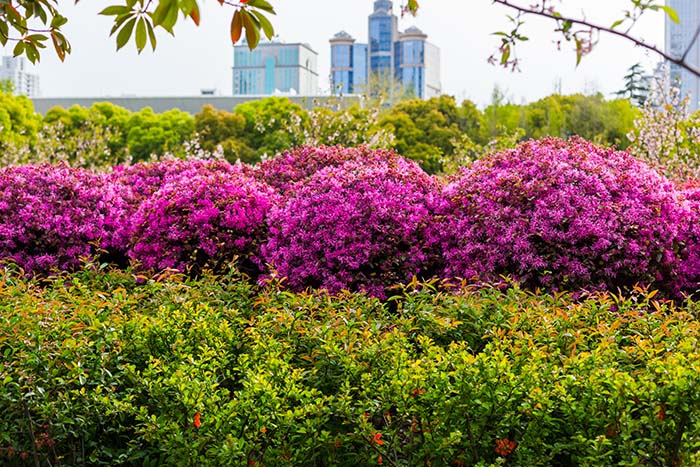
1 0 695 77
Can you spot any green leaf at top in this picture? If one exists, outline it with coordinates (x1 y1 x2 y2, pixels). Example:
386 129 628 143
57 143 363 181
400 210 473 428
116 16 137 50
251 10 274 40
135 17 147 52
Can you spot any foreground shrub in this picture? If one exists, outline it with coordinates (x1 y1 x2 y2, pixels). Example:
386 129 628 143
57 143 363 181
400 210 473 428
264 158 440 297
0 164 123 275
1 271 700 466
253 145 401 193
129 168 277 276
433 137 684 293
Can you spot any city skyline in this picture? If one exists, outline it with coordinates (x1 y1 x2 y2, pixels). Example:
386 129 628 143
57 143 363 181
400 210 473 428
0 1 666 107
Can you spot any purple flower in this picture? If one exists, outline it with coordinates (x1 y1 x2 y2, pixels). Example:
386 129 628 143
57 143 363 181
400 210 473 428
430 137 684 293
263 156 441 298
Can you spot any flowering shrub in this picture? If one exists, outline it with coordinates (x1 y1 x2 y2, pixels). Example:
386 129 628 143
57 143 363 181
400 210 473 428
0 164 124 275
129 168 277 276
433 137 684 293
253 145 401 193
107 158 246 253
264 158 440 297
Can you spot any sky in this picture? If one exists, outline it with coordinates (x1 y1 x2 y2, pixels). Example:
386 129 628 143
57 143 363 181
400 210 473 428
2 0 667 107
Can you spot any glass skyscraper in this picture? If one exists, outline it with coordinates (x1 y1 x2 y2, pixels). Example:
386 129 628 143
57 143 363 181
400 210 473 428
330 1 440 99
233 41 319 96
665 0 700 111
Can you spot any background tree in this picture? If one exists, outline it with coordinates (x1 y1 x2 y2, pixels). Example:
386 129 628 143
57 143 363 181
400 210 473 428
615 63 651 107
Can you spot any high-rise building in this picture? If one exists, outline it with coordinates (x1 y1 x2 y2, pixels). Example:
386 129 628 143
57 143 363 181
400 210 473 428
665 0 700 111
330 0 441 99
0 56 40 97
233 41 318 96
330 31 368 94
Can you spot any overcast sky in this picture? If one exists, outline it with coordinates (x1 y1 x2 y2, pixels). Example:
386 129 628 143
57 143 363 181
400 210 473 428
2 0 667 107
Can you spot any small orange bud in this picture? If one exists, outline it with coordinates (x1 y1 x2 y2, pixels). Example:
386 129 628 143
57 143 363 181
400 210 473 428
193 411 202 428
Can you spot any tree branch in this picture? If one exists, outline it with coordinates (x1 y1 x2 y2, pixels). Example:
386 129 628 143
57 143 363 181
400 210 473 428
493 0 700 78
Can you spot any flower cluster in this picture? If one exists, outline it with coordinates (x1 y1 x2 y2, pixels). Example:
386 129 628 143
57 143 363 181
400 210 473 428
432 137 684 292
0 164 125 275
106 158 245 254
253 145 401 193
129 167 277 276
263 157 440 297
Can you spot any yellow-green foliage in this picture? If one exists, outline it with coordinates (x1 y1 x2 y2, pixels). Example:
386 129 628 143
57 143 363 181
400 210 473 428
1 270 699 466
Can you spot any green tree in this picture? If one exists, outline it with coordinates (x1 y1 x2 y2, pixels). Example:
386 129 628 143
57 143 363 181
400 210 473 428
194 104 256 163
379 95 484 174
0 90 41 149
615 63 650 107
124 107 195 162
233 97 308 160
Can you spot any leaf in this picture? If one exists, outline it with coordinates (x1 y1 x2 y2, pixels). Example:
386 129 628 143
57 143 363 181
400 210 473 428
189 2 201 26
12 40 25 57
99 5 130 16
251 10 274 40
246 0 275 14
230 9 243 44
116 16 137 50
51 31 66 61
241 9 260 49
145 17 157 50
135 17 147 52
659 5 680 24
610 19 624 29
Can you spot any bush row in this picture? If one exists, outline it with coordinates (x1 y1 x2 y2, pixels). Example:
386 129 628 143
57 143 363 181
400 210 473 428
1 269 699 466
2 139 700 297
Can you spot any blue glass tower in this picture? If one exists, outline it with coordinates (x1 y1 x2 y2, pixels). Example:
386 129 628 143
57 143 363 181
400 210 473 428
330 31 368 94
329 1 440 99
368 0 398 77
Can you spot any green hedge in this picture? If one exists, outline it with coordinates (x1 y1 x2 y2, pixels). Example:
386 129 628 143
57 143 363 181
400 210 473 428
1 270 699 466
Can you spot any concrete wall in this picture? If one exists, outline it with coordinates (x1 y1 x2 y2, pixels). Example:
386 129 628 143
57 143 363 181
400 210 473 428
31 95 361 115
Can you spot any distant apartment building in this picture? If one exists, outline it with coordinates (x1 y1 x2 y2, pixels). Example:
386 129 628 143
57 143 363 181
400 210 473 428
330 0 441 99
233 41 319 96
665 0 700 111
0 56 40 97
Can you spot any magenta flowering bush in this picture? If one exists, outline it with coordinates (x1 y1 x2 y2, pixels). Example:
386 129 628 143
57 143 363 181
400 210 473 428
128 167 277 276
676 188 700 295
432 137 684 292
0 164 125 275
263 157 441 297
253 145 401 193
106 158 245 253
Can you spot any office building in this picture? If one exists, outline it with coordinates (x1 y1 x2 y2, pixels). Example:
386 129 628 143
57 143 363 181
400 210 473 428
330 0 441 99
665 0 700 111
0 56 40 97
330 31 368 94
233 41 318 96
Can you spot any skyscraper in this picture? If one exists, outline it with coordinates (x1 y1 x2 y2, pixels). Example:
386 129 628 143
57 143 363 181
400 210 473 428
329 1 441 99
233 41 319 96
0 56 40 97
665 0 700 111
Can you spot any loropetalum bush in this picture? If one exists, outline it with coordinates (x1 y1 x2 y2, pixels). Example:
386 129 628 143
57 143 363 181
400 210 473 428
264 157 441 297
253 145 402 193
129 167 277 276
433 137 684 293
106 158 246 253
0 164 125 275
